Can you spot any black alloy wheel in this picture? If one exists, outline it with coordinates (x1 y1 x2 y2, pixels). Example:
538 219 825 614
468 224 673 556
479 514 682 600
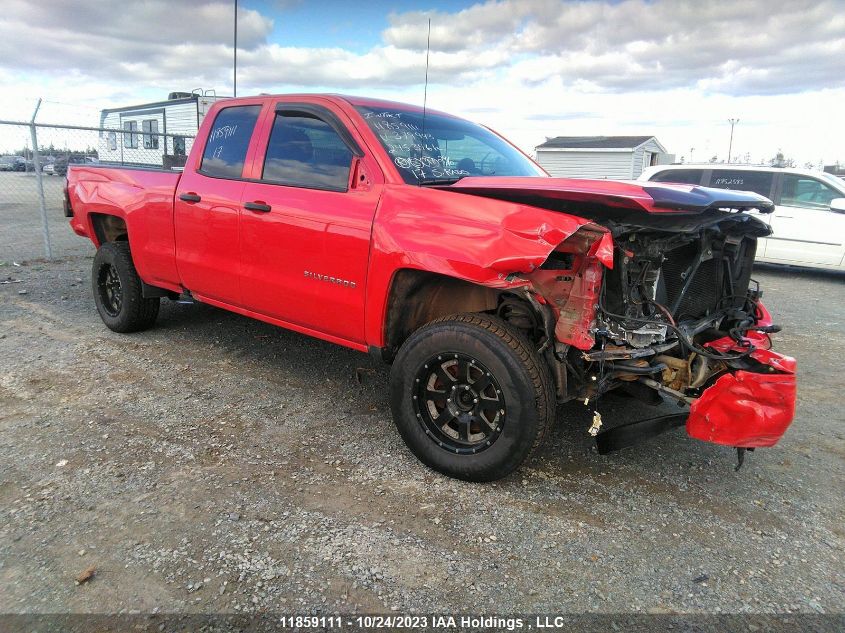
413 352 505 454
97 262 123 317
91 241 160 333
389 313 554 482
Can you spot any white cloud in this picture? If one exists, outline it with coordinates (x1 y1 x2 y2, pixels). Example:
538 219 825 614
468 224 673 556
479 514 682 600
3 0 842 95
384 0 845 95
0 0 842 164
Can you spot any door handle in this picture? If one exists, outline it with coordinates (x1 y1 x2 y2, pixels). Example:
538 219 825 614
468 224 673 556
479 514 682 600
244 201 271 212
179 192 201 203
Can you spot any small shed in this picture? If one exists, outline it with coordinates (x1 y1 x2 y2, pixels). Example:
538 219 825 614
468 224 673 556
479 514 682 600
535 136 673 180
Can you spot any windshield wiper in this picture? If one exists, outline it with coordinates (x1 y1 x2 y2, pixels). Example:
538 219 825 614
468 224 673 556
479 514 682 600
417 176 466 186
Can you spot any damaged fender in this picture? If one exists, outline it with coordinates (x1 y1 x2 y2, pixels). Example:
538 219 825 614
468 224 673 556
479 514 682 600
364 185 612 347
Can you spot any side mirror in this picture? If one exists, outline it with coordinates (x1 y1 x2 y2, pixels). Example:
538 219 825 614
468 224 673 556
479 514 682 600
830 198 845 214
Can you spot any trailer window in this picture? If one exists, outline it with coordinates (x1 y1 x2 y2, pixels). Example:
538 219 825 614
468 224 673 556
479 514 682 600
142 120 159 150
200 105 261 179
123 121 138 149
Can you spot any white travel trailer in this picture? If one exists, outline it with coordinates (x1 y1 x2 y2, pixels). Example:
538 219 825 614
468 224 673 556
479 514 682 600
98 90 226 167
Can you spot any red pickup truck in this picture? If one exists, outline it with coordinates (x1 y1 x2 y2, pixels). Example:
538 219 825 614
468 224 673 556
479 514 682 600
66 94 796 481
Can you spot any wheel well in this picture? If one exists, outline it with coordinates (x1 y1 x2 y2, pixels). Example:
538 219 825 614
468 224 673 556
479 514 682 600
91 213 128 245
382 269 547 361
383 270 498 358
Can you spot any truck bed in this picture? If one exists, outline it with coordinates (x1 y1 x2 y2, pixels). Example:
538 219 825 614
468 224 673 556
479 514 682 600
67 165 183 290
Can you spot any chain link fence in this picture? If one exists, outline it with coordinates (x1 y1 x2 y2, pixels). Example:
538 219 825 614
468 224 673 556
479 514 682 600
0 120 193 263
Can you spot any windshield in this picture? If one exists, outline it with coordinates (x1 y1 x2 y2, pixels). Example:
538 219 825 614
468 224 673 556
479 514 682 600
355 105 545 184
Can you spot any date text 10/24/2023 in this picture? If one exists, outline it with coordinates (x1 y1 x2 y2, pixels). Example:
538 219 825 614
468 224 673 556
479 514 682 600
276 615 582 629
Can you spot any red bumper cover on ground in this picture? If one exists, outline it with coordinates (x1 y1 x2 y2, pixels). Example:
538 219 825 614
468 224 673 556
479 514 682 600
686 335 797 448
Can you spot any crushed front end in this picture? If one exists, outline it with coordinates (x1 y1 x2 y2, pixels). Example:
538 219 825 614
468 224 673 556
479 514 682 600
528 198 796 456
446 178 797 458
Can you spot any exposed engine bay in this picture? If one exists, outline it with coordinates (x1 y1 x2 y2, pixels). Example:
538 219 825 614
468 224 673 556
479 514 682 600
590 212 773 396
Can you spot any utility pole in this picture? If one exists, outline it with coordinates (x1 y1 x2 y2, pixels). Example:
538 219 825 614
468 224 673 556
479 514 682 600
727 118 739 164
233 0 238 97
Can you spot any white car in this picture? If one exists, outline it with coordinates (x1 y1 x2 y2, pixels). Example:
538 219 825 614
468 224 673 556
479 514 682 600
639 164 845 271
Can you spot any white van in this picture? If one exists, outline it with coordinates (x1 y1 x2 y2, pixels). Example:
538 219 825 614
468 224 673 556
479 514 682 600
639 164 845 271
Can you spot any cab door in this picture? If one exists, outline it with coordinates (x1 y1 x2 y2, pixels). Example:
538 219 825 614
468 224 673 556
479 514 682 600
174 102 264 305
764 173 845 267
238 102 382 344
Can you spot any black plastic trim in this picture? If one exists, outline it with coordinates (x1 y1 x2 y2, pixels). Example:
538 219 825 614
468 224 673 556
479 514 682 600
595 413 688 454
244 201 271 212
141 281 173 299
368 345 392 364
274 103 364 157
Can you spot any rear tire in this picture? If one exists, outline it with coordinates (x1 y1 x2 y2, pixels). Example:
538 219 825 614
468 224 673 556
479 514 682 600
92 241 159 333
389 313 554 482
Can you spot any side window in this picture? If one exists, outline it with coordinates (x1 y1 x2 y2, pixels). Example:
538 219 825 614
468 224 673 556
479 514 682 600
173 136 186 156
262 113 352 190
108 131 117 151
123 121 138 149
649 169 703 185
200 105 261 178
710 170 773 197
780 174 839 209
142 119 159 150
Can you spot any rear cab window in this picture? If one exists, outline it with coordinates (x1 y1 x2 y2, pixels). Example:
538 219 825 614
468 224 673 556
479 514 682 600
200 105 262 178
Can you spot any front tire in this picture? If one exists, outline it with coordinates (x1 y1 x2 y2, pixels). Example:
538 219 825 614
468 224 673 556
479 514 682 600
92 241 159 333
389 314 554 482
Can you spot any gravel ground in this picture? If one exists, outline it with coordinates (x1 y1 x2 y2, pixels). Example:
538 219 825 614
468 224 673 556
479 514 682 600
0 254 843 617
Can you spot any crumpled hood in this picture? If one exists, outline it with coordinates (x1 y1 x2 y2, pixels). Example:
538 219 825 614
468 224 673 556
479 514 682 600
438 176 775 214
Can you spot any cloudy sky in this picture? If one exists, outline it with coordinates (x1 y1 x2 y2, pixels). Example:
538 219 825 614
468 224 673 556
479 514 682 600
1 0 843 165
